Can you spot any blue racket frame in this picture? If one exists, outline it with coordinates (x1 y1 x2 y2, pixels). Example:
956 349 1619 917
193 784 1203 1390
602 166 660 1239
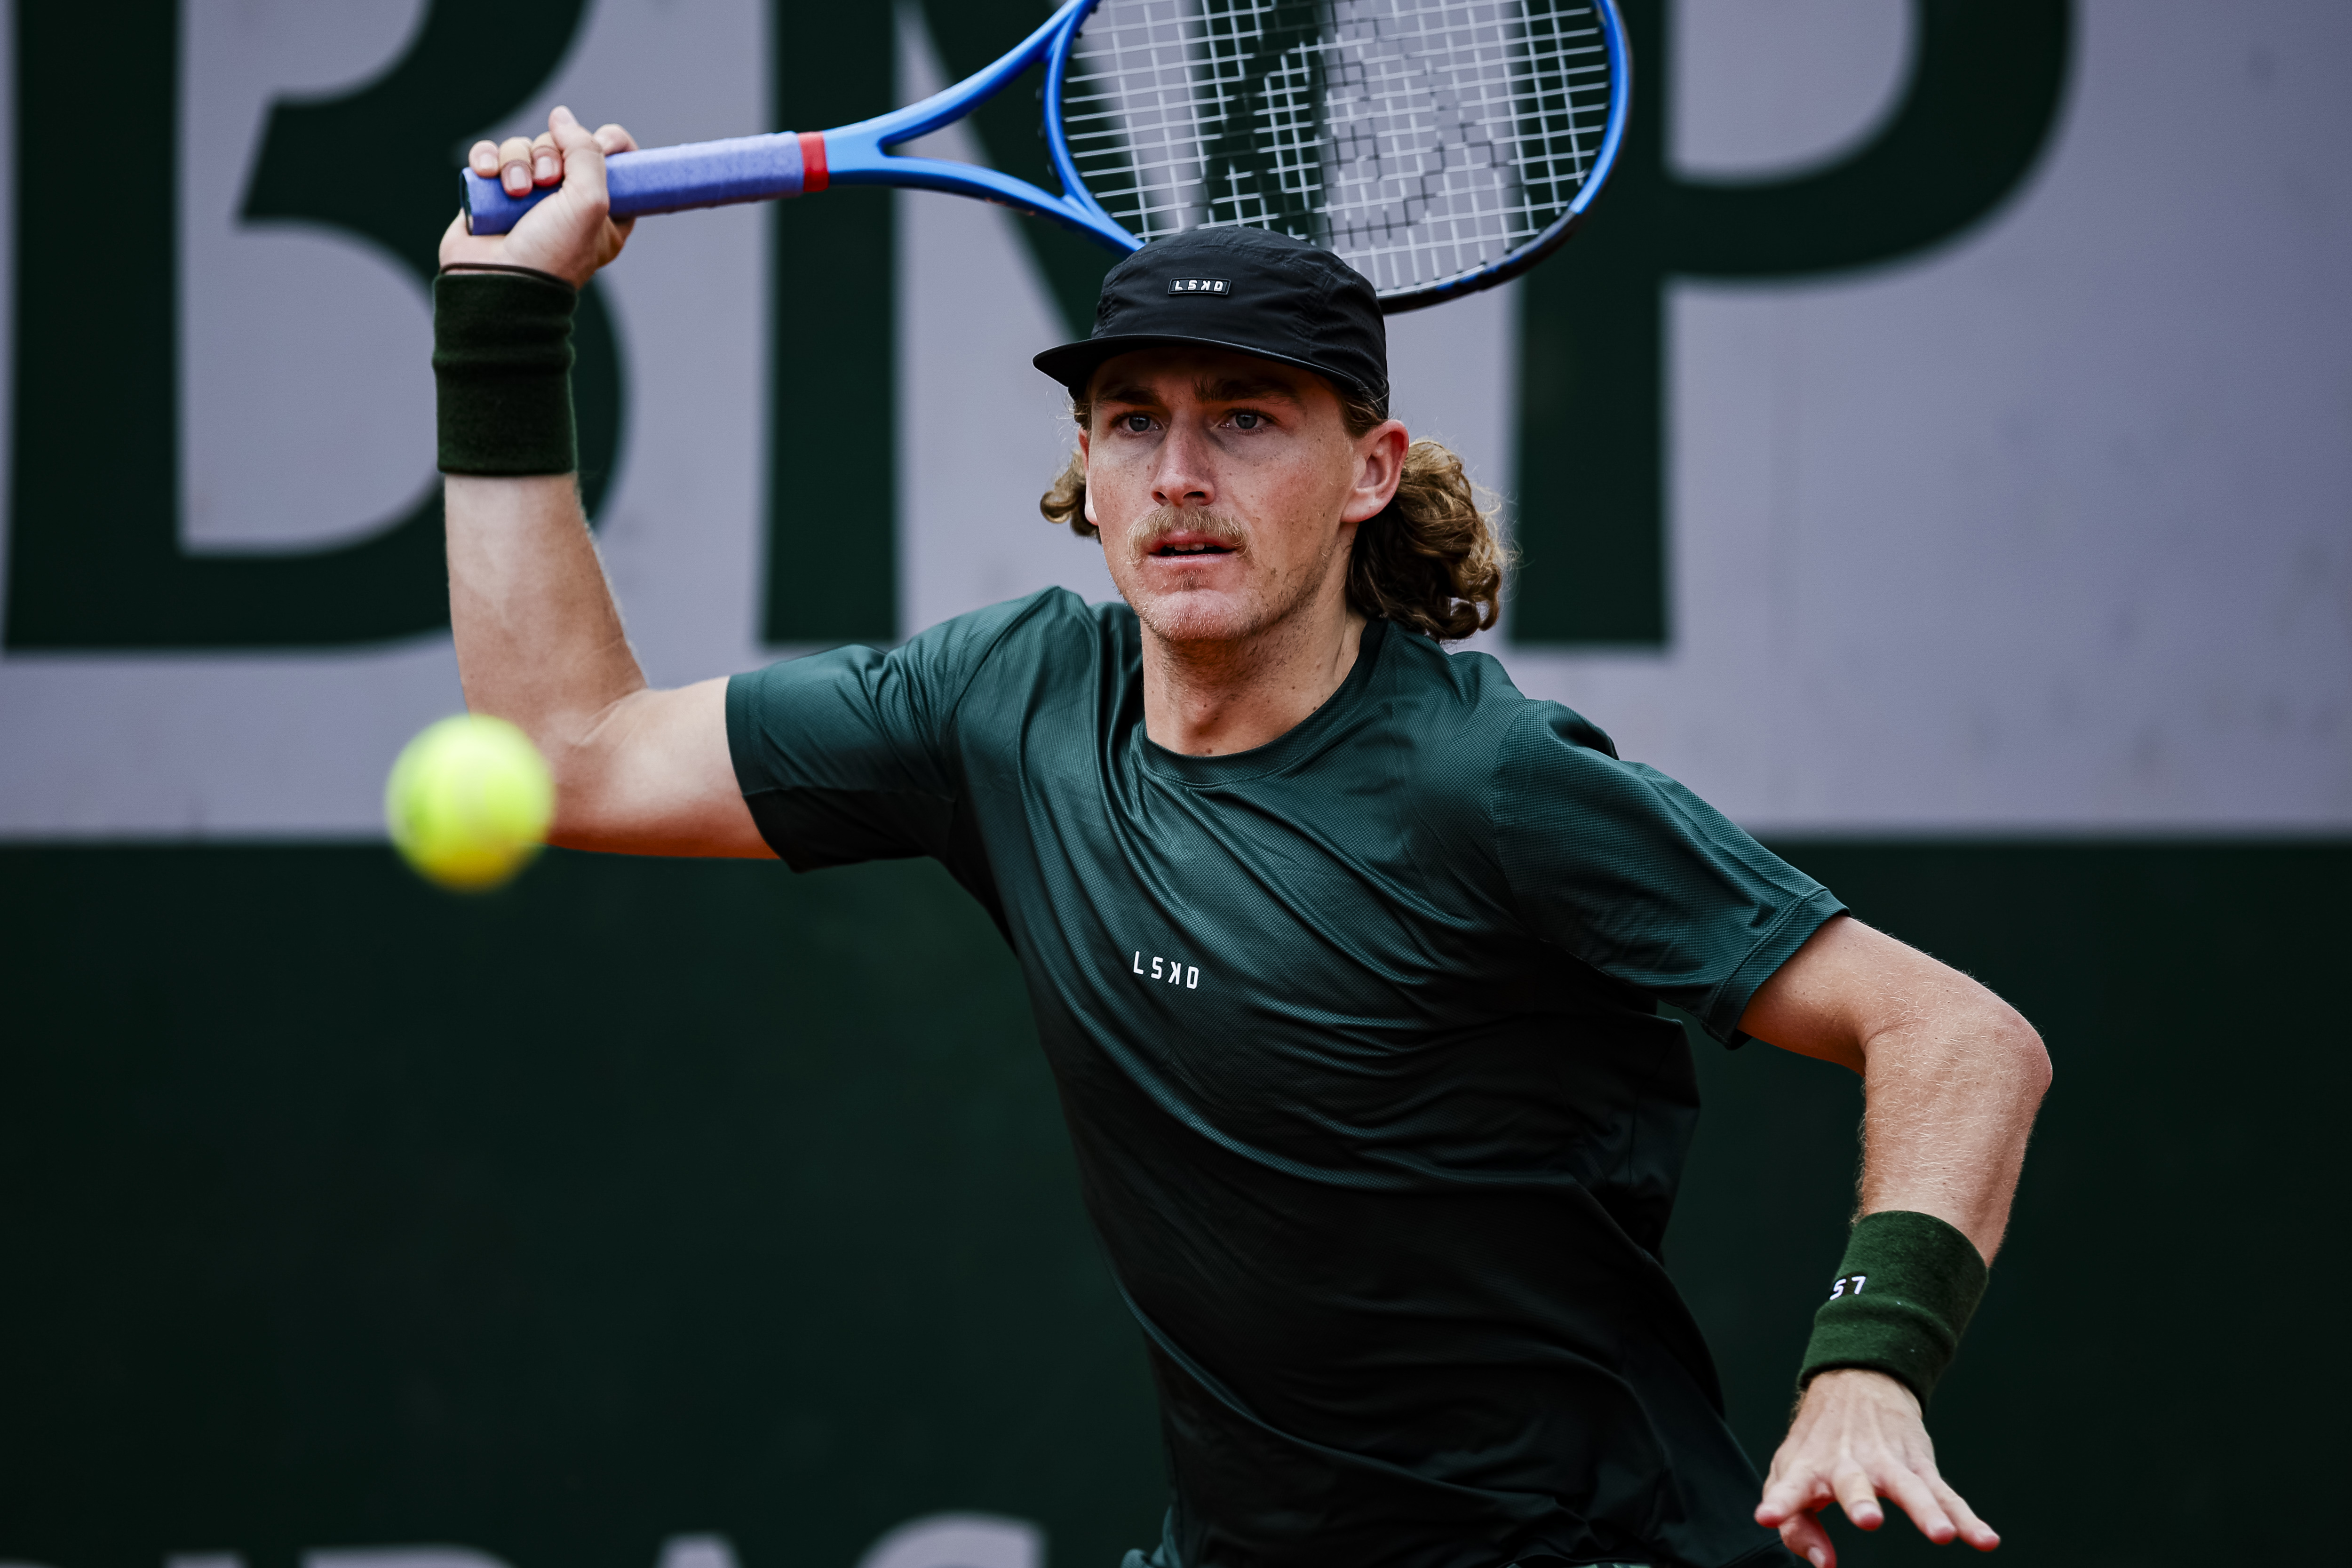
462 0 1632 310
1375 0 1631 312
828 0 1135 251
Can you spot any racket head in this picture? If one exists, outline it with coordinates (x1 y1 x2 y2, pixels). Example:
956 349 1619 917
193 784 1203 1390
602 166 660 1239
1049 0 1630 312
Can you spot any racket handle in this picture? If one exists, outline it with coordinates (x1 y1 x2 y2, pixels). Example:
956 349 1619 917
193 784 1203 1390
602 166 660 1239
461 131 827 236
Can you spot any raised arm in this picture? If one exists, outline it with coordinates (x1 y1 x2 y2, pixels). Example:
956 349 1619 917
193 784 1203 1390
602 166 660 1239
1736 915 2051 1567
438 108 769 859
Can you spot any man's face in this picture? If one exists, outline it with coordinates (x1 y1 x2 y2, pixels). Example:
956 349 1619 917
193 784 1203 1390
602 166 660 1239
1081 346 1399 649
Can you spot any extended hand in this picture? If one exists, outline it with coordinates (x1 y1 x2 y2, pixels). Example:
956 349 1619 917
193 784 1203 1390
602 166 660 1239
1756 1368 1998 1568
438 106 638 288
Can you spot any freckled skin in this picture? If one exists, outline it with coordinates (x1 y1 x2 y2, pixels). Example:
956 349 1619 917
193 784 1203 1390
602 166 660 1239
1082 347 1383 649
1078 346 1408 757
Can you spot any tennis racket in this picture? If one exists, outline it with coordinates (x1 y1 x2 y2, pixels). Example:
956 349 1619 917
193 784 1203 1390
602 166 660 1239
461 0 1630 312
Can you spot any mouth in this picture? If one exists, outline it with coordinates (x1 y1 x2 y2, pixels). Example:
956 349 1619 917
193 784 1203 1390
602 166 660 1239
1142 525 1244 561
1126 510 1249 572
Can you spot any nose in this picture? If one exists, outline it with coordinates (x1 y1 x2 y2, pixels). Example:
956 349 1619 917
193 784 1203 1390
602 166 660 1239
1150 421 1216 511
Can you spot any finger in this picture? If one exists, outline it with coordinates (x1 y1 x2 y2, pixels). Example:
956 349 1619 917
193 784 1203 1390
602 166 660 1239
497 135 536 196
546 107 611 210
1924 1473 2000 1552
469 140 502 176
1778 1511 1836 1568
595 122 638 155
1832 1465 1884 1533
1756 1450 1837 1529
1875 1463 1957 1545
531 130 561 187
1755 1469 1832 1528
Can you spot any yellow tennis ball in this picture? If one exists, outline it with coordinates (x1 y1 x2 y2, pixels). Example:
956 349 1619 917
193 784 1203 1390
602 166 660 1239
384 714 556 891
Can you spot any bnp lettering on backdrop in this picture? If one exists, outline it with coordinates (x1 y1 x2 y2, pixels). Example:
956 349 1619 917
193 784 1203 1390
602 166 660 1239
2 1 626 651
1507 0 2070 645
0 0 2071 658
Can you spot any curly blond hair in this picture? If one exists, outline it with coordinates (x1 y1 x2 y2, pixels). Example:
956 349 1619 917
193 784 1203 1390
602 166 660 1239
1039 389 1509 641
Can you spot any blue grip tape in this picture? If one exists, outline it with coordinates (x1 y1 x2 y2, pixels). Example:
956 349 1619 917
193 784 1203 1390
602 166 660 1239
461 132 809 236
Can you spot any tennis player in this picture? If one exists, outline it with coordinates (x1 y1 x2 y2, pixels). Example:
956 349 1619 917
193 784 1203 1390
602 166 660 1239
436 111 2050 1568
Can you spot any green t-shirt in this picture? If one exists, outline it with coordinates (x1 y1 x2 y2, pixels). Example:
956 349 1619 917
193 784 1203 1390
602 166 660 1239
728 591 1841 1568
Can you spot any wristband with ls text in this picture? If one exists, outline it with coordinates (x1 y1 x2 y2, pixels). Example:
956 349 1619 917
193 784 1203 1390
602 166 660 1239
1797 1208 1989 1409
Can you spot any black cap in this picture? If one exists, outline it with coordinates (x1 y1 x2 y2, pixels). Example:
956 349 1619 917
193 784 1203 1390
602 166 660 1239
1033 227 1389 412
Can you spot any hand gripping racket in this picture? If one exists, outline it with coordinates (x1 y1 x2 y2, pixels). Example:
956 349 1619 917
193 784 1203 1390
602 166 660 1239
462 0 1630 312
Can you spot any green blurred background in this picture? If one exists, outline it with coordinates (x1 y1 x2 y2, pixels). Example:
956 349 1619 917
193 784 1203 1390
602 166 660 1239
3 841 2342 1566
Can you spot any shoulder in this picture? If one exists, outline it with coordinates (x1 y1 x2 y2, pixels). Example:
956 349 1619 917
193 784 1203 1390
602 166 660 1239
1335 628 1626 886
731 588 1108 737
922 587 1134 687
1359 630 1693 881
726 589 1128 791
929 586 1133 651
870 586 1119 696
1369 628 1620 763
908 584 1099 660
876 590 1142 758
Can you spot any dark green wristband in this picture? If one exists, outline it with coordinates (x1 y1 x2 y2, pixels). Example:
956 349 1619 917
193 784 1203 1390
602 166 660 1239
1797 1209 1988 1408
433 268 577 475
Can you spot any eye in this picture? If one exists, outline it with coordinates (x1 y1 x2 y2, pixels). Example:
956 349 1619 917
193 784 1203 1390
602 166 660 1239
1231 410 1263 430
1119 413 1153 434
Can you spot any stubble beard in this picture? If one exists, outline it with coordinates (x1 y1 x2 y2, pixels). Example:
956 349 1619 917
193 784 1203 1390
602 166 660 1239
1115 505 1336 652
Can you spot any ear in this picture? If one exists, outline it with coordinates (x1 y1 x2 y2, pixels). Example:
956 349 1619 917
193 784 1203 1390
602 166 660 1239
1078 429 1099 530
1340 420 1410 525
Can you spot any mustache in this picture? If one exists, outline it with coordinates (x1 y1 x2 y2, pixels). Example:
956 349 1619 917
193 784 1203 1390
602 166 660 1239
1124 507 1250 569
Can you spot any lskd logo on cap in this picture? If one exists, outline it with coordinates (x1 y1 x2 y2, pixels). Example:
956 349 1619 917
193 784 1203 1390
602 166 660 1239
1168 278 1230 296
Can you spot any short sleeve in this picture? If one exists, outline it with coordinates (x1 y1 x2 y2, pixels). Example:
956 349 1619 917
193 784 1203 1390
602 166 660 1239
1490 703 1845 1043
725 593 1050 871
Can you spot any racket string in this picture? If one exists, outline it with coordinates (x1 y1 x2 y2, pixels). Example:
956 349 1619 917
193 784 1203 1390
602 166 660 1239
1062 0 1615 295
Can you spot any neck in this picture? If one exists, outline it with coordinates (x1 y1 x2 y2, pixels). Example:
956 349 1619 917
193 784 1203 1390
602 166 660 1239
1140 587 1367 757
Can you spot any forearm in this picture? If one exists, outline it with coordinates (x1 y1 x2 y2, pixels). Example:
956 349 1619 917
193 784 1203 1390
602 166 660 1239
1854 989 2050 1261
1741 915 2050 1260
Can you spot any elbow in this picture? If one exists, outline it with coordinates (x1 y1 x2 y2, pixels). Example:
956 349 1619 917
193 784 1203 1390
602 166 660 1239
519 729 611 843
543 748 623 848
529 688 665 851
544 797 604 852
1989 997 2053 1101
